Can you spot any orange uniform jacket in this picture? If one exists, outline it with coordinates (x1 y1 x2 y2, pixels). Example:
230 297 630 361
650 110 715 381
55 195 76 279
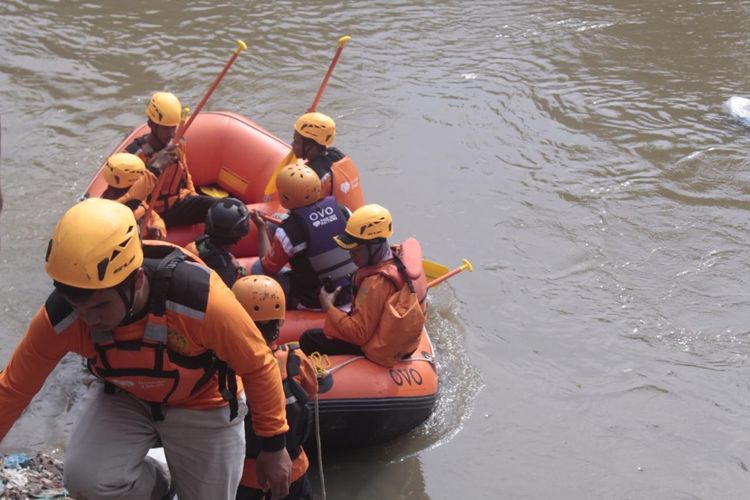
119 135 198 215
324 238 427 350
0 260 288 443
325 274 397 346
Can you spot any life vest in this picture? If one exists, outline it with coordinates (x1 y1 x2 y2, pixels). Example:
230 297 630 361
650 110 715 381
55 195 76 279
187 235 246 288
281 196 356 309
87 243 238 421
353 238 427 307
241 344 311 488
291 196 356 290
353 238 428 366
310 148 365 211
126 135 195 213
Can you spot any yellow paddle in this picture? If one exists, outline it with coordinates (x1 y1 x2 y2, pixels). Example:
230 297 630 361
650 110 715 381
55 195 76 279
263 35 352 201
422 258 450 281
199 185 230 198
426 259 473 288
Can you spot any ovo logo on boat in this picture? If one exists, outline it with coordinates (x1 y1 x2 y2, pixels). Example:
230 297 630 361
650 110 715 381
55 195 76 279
389 368 423 386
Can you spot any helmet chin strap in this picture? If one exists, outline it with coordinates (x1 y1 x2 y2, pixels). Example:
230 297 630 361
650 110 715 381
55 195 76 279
115 273 139 326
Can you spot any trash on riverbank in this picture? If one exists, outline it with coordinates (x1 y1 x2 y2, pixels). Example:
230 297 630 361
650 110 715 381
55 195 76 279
0 452 72 499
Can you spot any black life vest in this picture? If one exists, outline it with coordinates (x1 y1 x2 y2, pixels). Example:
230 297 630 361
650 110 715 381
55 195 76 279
244 344 310 460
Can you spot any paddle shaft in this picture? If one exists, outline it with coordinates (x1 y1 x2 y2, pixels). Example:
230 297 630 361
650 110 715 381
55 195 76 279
140 41 247 233
308 35 351 112
174 40 247 143
426 260 473 288
263 36 351 198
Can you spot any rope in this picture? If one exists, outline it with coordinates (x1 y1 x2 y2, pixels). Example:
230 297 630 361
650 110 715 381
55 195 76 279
325 354 435 375
306 348 436 500
308 351 332 377
308 351 330 499
314 391 326 500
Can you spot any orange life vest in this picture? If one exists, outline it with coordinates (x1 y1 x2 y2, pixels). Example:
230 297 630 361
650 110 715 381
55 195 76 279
87 243 238 420
127 136 196 213
353 238 428 366
320 155 364 211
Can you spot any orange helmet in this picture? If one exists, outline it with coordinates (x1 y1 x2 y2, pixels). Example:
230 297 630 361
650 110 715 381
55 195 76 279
276 161 322 209
294 112 335 147
334 204 393 249
146 92 182 126
45 198 143 289
102 152 145 188
232 275 285 322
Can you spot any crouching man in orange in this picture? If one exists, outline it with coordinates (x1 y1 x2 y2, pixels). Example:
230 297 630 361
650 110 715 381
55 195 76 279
101 152 167 240
0 198 292 500
232 275 318 500
299 204 428 367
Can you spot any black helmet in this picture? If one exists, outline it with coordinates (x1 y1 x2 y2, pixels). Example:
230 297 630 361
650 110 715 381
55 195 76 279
205 198 250 245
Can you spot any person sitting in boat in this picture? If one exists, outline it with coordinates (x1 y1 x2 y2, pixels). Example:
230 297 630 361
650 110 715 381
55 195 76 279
291 112 365 211
0 198 293 500
299 204 428 367
232 275 318 500
251 162 356 310
101 152 167 240
185 197 250 288
116 91 216 228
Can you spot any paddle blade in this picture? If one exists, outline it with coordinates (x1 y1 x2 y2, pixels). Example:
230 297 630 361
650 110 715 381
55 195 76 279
199 185 230 198
263 150 296 199
423 258 449 281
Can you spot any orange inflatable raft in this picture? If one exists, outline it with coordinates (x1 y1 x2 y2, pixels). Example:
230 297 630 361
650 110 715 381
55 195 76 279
84 112 439 448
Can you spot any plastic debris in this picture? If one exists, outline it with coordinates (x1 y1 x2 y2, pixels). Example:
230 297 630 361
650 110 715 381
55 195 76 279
2 453 31 470
0 452 72 499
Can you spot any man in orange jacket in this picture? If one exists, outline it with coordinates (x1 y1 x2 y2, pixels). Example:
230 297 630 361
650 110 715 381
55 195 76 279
232 275 318 500
117 91 216 228
299 204 428 366
291 112 365 211
0 198 292 500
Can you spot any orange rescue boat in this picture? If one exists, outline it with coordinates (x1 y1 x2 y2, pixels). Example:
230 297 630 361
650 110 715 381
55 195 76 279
83 112 439 448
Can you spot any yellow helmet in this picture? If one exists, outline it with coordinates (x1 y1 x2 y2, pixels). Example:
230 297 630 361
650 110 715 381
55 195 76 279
45 198 143 289
294 112 336 147
334 204 393 249
102 152 146 189
276 161 322 209
232 275 285 322
146 92 182 127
